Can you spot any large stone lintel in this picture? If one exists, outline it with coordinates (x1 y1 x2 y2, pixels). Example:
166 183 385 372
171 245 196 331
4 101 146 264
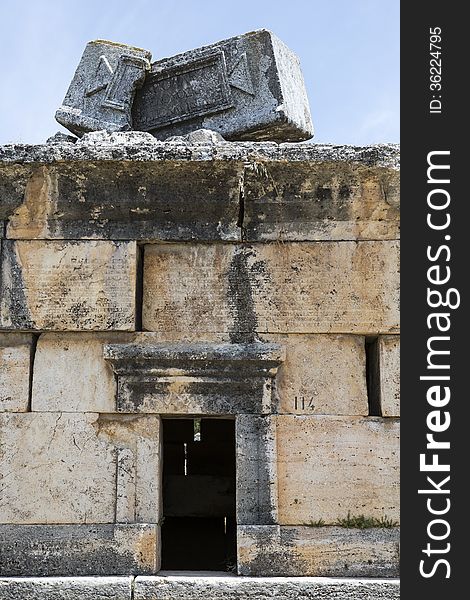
0 140 399 242
0 524 159 577
103 342 284 414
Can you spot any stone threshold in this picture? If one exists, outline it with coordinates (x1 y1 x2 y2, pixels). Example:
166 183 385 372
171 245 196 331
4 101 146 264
0 575 400 599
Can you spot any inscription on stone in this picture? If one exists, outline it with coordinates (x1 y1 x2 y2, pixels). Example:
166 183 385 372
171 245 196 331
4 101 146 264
133 30 313 141
56 31 313 142
134 52 233 130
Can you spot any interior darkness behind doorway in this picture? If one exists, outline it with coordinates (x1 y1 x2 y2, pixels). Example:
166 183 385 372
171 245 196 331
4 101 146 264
161 418 237 571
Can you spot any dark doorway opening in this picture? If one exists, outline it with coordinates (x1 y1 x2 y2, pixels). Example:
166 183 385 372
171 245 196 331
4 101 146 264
161 418 237 571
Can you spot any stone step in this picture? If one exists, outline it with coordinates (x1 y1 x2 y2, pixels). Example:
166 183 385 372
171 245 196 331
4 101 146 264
0 575 400 600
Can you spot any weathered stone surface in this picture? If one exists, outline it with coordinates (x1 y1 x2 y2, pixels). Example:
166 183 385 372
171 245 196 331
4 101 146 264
277 416 400 524
2 143 398 243
3 157 399 243
103 342 284 414
56 40 151 137
237 525 399 577
0 164 33 220
31 333 135 412
243 161 400 241
0 137 400 168
46 131 78 144
264 334 368 415
6 161 241 241
0 413 160 524
133 30 313 142
378 335 400 417
0 524 158 576
0 333 34 412
236 415 278 525
134 575 400 600
143 242 399 335
0 577 132 600
0 240 137 330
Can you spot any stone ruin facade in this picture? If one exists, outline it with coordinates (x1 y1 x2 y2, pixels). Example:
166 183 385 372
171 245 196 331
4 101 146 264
0 31 399 600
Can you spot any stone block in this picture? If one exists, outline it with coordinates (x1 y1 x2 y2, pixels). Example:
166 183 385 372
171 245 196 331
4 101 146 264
6 162 241 241
0 577 132 600
236 415 278 525
0 524 158 576
134 575 400 600
31 333 136 413
264 334 368 415
133 30 313 142
237 525 399 577
103 341 283 415
0 333 34 412
0 138 400 166
56 40 151 136
0 413 160 524
142 242 399 336
243 162 399 241
0 164 32 220
0 240 137 331
379 335 400 417
276 416 400 524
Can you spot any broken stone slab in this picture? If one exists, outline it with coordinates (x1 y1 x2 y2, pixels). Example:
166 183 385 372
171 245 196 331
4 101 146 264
46 131 78 144
56 40 151 137
164 128 225 143
237 525 399 577
134 575 400 600
0 240 137 331
276 415 400 524
0 524 158 576
0 577 133 600
132 30 313 142
0 412 160 524
0 333 34 412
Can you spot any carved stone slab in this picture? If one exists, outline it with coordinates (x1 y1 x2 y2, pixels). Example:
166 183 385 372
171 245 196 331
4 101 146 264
56 40 151 136
103 342 284 414
132 30 313 141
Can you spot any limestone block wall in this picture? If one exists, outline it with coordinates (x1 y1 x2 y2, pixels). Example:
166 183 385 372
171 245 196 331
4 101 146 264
0 133 400 578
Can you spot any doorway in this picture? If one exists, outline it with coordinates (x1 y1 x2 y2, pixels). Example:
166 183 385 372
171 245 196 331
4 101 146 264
161 417 237 571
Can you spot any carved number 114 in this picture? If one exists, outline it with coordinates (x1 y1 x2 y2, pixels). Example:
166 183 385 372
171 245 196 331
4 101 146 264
294 396 315 411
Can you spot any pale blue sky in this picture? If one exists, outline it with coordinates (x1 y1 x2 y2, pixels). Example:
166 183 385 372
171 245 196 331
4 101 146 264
0 0 399 145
